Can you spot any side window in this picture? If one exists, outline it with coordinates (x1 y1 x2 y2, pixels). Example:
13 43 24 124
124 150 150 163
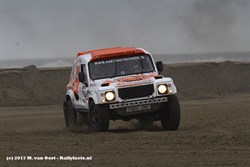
81 64 86 73
76 58 82 81
81 64 87 82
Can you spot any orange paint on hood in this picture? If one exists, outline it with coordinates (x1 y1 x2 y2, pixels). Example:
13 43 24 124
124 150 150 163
118 73 157 82
101 74 159 87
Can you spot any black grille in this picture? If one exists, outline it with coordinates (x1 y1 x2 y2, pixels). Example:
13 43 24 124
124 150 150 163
118 84 154 99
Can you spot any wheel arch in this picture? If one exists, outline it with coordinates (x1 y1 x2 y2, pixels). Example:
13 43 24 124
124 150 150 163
66 95 71 101
66 89 75 101
66 89 76 109
89 92 99 105
88 97 95 107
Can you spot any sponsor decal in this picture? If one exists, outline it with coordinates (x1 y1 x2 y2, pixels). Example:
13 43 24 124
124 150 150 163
94 56 140 65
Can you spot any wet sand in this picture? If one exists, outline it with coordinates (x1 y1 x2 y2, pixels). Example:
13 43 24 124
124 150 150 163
0 94 249 166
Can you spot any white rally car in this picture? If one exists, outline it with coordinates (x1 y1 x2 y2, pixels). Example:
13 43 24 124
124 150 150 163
63 47 180 131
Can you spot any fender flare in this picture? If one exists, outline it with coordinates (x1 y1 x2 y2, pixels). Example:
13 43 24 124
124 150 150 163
66 89 76 108
88 92 99 105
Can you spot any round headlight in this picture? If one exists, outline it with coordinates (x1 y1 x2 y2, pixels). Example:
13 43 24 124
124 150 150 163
105 91 115 101
158 84 167 94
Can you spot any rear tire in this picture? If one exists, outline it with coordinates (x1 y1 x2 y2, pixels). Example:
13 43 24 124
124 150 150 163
89 101 110 132
160 94 180 131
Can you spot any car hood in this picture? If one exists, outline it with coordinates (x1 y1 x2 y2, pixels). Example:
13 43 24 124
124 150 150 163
94 73 158 88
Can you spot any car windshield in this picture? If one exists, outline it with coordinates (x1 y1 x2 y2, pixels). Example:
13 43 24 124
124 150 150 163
89 54 155 80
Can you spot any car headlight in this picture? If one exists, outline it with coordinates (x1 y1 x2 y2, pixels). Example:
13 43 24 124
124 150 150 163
105 91 115 101
158 84 168 94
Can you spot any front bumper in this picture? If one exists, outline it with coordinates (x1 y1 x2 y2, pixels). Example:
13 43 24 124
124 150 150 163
109 97 168 109
109 96 168 117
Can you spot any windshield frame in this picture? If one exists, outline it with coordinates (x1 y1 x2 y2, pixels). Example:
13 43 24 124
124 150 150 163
88 54 155 80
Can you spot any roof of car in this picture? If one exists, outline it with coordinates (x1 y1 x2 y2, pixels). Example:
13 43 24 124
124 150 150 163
77 47 145 61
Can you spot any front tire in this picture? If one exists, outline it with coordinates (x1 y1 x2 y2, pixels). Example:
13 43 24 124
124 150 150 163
89 101 110 132
65 99 77 131
160 94 180 131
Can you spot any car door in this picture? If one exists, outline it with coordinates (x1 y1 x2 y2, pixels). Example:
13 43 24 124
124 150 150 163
76 63 89 111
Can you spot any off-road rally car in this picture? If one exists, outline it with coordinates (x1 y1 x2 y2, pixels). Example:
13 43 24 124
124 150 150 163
63 47 180 132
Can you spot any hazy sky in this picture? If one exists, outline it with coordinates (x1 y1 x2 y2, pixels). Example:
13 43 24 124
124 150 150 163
0 0 249 60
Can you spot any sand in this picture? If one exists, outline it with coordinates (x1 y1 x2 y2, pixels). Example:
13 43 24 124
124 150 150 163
0 61 249 106
0 94 249 166
0 61 250 166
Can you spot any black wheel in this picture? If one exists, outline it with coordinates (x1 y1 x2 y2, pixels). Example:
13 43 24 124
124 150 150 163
160 94 180 131
63 101 69 128
65 99 77 130
89 101 109 132
138 116 153 130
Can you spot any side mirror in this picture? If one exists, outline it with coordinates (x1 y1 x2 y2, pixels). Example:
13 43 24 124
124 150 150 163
78 72 86 83
156 61 163 73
